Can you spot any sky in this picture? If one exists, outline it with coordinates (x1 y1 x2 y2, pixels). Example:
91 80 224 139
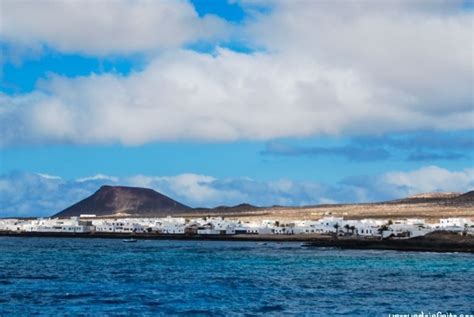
0 0 473 217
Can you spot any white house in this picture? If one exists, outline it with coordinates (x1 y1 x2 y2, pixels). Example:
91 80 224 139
27 217 93 233
382 223 433 239
0 219 27 232
438 218 472 228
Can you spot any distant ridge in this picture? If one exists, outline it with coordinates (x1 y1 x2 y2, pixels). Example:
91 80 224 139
386 191 474 206
51 186 474 219
194 203 260 215
53 185 191 218
408 192 460 199
211 203 258 211
450 191 474 204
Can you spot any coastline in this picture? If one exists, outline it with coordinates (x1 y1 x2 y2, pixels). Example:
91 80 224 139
1 231 473 253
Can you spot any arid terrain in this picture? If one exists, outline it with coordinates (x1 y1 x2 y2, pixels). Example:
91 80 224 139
197 202 474 222
53 186 474 222
185 191 474 222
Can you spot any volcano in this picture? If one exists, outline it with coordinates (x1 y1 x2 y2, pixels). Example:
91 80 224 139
52 185 191 218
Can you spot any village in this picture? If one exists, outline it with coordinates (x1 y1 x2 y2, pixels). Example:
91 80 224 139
1 215 473 239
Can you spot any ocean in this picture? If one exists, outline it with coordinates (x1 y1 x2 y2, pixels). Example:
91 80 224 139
0 237 472 316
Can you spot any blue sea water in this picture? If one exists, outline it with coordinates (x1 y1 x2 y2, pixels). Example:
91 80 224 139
0 237 473 316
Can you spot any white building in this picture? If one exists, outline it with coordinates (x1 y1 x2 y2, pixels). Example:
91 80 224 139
93 220 145 233
26 217 93 233
0 219 28 232
438 218 472 228
2 215 472 238
381 223 433 239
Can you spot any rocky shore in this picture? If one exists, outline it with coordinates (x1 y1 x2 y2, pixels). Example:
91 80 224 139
1 231 472 253
302 232 474 253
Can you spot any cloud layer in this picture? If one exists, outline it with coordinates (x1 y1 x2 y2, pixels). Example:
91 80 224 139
1 166 473 217
1 1 472 146
262 142 391 161
262 131 474 162
0 0 227 55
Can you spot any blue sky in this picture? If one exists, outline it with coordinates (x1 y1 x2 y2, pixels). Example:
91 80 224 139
0 0 473 216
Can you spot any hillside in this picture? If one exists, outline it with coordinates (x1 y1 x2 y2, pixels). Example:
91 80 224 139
387 191 472 205
52 187 474 220
53 185 191 218
179 191 474 221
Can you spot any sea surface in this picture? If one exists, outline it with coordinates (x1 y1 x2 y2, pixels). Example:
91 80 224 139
0 237 473 316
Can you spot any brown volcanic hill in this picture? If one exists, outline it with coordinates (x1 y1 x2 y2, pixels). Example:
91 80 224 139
52 185 191 218
384 191 473 206
192 203 260 215
450 191 474 205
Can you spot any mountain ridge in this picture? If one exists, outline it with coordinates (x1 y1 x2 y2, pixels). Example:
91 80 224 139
52 186 474 219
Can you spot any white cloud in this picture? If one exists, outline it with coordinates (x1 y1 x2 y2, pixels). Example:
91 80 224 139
0 1 472 146
125 174 249 207
0 0 228 55
246 0 473 115
36 172 62 180
2 45 473 146
76 174 118 183
383 166 474 196
1 166 472 217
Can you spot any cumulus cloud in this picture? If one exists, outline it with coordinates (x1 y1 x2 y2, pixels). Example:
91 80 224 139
339 166 474 202
0 171 96 217
0 1 472 146
382 166 474 197
125 173 243 205
0 0 228 55
1 46 473 146
247 0 473 114
1 166 473 217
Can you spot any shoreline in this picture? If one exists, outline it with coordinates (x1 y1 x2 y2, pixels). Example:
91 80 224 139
1 231 473 253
